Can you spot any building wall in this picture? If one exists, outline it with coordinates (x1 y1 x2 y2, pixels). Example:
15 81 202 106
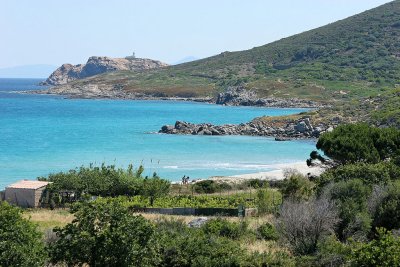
5 188 36 208
34 187 46 207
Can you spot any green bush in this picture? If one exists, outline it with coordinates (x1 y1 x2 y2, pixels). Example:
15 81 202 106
257 222 278 241
279 173 315 201
0 202 46 267
327 179 372 239
373 181 400 230
39 164 171 206
157 220 247 267
315 123 400 165
192 180 220 194
48 200 160 266
349 228 400 266
256 186 282 214
316 162 400 189
202 218 248 239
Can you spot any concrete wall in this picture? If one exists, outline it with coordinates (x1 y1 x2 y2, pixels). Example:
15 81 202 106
135 207 257 217
5 188 35 208
5 187 46 208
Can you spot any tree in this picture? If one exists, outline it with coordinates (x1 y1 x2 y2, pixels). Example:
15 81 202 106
308 123 400 166
49 200 160 266
142 174 171 206
0 202 45 267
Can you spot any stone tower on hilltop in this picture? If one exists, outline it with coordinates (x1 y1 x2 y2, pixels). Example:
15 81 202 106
125 52 136 60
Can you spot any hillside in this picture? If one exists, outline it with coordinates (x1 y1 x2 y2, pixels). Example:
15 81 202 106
44 1 400 101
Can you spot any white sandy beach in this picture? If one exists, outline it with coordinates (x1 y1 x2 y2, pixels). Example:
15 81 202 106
209 162 324 184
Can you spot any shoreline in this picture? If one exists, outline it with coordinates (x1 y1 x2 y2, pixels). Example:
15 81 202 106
207 161 324 184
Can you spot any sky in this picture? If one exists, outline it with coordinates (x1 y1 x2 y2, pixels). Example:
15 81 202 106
0 0 393 68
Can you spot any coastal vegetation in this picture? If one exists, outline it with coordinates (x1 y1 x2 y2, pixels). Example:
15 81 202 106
2 123 400 266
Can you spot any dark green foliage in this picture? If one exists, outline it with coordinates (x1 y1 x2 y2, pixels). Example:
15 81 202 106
192 180 219 194
0 202 45 267
373 181 400 230
327 179 372 240
279 173 315 200
256 185 282 214
349 228 400 267
202 218 248 240
315 123 400 165
315 235 350 267
244 179 269 188
40 164 170 205
257 222 278 241
143 174 171 206
156 219 246 267
317 161 400 188
49 200 160 266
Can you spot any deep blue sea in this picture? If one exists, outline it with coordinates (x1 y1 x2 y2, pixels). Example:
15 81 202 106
0 78 315 189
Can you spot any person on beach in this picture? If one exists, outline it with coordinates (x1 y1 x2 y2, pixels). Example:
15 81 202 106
182 175 186 185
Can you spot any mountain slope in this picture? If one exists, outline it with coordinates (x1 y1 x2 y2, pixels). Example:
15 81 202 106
48 1 400 101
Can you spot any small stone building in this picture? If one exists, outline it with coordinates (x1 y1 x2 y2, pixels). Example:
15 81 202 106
5 180 49 208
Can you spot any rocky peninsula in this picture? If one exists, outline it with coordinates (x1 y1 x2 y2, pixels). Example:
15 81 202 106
41 56 168 86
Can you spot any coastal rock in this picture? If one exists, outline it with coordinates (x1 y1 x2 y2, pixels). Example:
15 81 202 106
41 56 168 86
159 116 331 140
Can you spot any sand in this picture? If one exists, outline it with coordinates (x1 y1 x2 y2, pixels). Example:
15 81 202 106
208 161 324 184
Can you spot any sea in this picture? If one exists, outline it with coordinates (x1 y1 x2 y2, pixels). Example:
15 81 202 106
0 78 316 189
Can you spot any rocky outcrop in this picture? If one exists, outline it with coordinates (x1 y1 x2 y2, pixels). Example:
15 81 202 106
159 116 339 140
41 56 168 85
216 86 322 108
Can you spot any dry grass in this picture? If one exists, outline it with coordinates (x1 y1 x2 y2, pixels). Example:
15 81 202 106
23 209 74 232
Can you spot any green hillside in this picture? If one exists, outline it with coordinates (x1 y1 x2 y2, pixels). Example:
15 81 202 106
69 1 400 101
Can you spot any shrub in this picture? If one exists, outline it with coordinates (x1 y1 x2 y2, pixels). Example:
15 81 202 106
0 202 46 267
315 235 350 267
157 221 247 267
314 123 400 165
325 179 372 240
316 162 400 188
257 222 278 241
373 181 400 230
193 180 219 194
202 217 248 239
49 200 160 266
277 197 339 255
256 185 281 214
279 172 315 200
349 228 400 266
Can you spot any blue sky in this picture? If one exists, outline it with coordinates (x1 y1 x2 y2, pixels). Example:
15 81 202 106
0 0 392 68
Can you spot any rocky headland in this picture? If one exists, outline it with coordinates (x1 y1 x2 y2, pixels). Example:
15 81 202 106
159 115 341 140
40 56 168 86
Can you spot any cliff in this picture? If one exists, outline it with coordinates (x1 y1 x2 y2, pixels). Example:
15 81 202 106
41 56 168 85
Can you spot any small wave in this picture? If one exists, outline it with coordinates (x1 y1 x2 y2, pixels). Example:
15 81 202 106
163 165 179 169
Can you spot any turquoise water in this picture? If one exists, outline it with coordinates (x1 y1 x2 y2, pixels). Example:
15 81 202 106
0 78 315 189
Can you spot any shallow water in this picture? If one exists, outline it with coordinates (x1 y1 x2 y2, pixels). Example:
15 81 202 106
0 78 315 189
